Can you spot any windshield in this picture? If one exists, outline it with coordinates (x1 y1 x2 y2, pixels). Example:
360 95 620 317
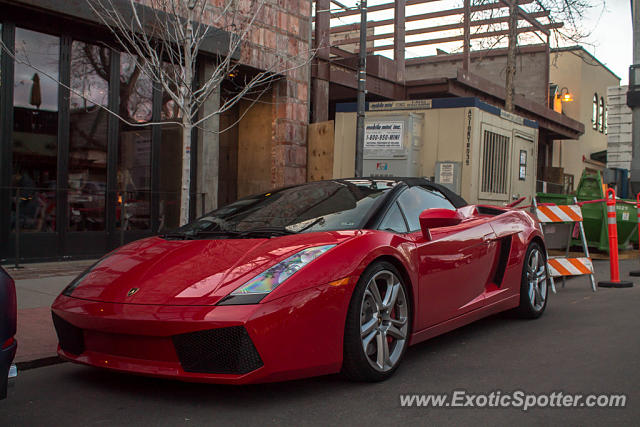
176 180 397 236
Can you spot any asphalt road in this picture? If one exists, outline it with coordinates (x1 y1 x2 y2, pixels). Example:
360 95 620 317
1 260 639 426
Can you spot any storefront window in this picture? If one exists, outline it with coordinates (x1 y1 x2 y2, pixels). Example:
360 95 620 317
592 93 598 130
598 97 604 133
118 53 152 230
12 28 59 232
68 41 110 231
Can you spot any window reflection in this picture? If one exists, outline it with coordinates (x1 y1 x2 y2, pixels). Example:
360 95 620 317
68 41 110 231
159 124 182 230
118 53 152 230
11 28 59 232
159 61 183 230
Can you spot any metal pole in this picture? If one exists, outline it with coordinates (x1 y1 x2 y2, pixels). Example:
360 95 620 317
354 0 367 178
574 196 596 292
120 191 125 247
563 219 572 289
14 188 21 269
201 192 206 216
463 0 471 73
532 197 556 293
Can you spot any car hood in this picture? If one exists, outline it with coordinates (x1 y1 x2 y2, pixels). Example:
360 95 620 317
66 232 358 306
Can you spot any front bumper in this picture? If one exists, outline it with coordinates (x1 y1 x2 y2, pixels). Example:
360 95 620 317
51 283 351 384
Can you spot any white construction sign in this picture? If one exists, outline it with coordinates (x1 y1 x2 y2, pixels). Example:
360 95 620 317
364 121 404 149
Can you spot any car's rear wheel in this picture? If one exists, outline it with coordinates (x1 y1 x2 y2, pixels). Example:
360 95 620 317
342 262 410 381
516 242 549 319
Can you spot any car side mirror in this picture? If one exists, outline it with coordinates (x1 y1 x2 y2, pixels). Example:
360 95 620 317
419 208 463 240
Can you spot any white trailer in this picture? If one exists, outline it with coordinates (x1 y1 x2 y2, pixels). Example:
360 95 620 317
329 97 539 205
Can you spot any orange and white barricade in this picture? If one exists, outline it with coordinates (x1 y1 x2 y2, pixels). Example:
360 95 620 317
533 197 596 293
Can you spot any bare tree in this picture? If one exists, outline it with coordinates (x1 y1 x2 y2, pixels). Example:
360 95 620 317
85 0 311 225
469 0 603 111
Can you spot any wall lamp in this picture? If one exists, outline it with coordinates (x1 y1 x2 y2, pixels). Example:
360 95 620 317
557 87 573 102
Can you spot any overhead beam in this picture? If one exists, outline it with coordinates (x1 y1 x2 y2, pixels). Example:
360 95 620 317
331 11 550 47
330 46 356 58
329 0 534 33
330 0 440 19
367 22 563 52
312 60 404 100
498 0 550 35
330 0 350 10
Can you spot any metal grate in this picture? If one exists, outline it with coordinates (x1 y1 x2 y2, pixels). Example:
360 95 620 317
172 326 263 375
481 130 510 194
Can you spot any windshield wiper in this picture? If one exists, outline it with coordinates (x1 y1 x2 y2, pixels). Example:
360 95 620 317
161 229 242 240
160 232 194 240
239 227 295 237
192 230 242 236
288 217 325 234
162 227 296 240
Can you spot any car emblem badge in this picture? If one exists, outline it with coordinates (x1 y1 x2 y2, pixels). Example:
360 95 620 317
127 287 140 297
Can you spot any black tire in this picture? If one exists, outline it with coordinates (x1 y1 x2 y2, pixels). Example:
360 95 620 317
342 261 411 382
515 242 549 319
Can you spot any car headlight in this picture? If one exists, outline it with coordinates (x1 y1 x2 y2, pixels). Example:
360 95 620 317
218 244 335 305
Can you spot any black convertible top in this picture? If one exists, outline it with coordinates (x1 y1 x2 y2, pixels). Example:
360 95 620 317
335 177 468 209
396 177 467 209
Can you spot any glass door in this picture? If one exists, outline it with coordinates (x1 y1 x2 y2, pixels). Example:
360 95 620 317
64 40 111 257
9 27 60 259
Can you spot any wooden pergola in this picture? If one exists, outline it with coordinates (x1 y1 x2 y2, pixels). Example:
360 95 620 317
312 0 583 140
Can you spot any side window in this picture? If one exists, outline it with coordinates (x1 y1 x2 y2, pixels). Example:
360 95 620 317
379 202 408 233
397 186 456 231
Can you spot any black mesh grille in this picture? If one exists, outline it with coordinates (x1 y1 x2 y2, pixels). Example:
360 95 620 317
52 312 85 355
172 326 263 375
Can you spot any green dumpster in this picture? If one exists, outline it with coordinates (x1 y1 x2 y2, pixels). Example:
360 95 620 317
536 171 638 252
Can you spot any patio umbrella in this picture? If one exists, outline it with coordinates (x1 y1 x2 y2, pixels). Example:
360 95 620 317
30 73 41 109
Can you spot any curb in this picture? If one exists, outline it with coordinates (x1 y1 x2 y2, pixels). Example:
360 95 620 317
16 356 66 371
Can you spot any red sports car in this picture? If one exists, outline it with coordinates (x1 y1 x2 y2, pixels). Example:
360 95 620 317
52 178 549 384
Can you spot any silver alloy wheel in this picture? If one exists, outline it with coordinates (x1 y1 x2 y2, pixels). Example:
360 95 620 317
527 248 548 311
360 270 409 372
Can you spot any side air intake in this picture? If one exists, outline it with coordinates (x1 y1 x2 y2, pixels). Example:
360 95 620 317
52 312 85 355
493 235 513 287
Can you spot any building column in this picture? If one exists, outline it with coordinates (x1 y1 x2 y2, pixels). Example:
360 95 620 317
196 60 220 213
312 0 330 123
273 76 309 188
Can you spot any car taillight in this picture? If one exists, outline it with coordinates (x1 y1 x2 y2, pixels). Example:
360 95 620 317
1 337 14 349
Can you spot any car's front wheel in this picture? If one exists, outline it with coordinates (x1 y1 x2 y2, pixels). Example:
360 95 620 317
342 262 411 381
516 242 549 319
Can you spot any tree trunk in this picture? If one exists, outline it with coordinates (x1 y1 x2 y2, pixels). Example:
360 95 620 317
179 9 194 226
180 119 192 226
505 0 518 112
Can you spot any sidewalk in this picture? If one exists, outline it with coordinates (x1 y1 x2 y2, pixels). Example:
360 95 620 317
3 259 96 368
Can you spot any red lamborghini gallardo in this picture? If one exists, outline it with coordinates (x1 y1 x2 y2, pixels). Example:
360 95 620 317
52 178 549 384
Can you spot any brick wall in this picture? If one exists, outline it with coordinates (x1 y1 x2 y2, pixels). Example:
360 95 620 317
210 0 311 188
406 48 549 105
137 0 312 189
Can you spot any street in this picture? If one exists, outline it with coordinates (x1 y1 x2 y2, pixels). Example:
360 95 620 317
1 259 639 426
